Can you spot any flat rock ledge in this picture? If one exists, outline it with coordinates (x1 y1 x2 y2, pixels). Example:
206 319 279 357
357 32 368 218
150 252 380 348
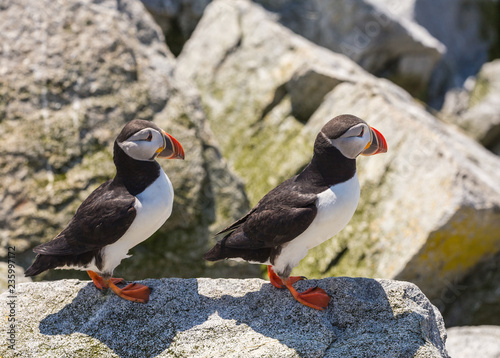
0 277 448 357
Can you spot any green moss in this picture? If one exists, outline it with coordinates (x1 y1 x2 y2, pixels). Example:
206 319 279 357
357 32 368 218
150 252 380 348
414 208 500 280
230 98 313 205
469 75 490 108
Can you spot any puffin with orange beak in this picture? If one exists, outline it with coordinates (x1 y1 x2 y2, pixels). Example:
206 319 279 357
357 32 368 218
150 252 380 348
204 114 387 310
25 119 184 303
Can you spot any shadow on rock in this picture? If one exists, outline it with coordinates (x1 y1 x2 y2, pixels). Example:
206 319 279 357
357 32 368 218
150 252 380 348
38 277 445 357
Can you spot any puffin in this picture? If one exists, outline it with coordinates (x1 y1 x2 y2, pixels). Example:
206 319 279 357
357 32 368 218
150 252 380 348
204 114 387 310
25 119 184 303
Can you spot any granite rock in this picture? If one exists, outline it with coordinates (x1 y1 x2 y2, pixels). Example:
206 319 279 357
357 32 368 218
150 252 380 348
0 0 256 280
380 0 500 108
446 326 500 358
441 59 500 155
176 0 500 319
0 278 448 357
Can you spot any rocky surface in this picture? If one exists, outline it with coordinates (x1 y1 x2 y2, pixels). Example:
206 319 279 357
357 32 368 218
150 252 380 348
441 59 500 155
140 0 211 56
2 0 500 331
446 326 500 358
0 0 257 280
382 0 500 108
176 0 500 315
0 278 448 357
176 0 369 204
440 250 500 327
255 0 445 100
140 0 499 107
0 262 31 292
144 0 444 100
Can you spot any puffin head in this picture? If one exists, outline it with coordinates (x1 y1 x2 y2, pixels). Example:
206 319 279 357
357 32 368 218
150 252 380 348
116 119 185 161
319 114 387 159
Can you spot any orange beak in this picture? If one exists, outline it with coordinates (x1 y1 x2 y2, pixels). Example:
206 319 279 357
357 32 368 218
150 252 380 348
361 126 387 156
157 130 185 159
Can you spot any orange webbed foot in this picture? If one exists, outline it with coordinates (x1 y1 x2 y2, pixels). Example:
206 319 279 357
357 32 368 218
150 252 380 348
87 271 150 303
283 277 330 310
107 281 152 304
290 285 330 310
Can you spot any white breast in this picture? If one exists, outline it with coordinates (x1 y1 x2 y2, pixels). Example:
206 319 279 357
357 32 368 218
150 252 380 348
88 170 174 275
272 173 360 275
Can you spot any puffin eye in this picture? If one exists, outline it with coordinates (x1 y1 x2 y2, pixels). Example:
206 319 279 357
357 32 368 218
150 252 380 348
357 128 364 137
145 131 153 142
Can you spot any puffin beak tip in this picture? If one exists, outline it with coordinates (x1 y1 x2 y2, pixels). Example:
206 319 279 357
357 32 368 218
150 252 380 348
158 130 185 160
361 126 387 156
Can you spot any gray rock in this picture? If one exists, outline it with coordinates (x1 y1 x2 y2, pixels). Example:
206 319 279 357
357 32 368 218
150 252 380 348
254 0 445 100
0 262 31 292
441 59 500 155
0 278 448 357
298 78 500 310
440 250 500 327
176 0 500 324
446 326 500 358
177 0 368 204
143 0 444 99
0 0 256 279
140 0 212 55
380 0 500 107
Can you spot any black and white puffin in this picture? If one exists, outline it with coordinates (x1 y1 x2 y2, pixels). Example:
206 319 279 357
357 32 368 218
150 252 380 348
204 114 387 310
25 119 184 303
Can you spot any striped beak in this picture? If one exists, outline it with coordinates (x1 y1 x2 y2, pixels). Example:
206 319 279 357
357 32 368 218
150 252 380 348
361 126 387 156
157 130 185 159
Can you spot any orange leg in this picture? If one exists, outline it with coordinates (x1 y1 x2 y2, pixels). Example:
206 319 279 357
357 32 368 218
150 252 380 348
267 266 329 310
267 265 305 288
87 270 125 289
86 270 150 303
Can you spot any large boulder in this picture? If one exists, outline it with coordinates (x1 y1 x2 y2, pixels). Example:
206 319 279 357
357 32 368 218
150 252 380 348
440 249 500 327
296 77 500 311
441 59 500 156
254 0 445 100
176 0 369 204
144 0 444 100
446 326 500 358
0 0 256 280
381 0 500 108
177 0 500 324
0 278 449 357
140 0 212 56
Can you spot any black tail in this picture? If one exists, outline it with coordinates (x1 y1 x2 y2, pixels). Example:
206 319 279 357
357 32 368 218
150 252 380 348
203 240 271 263
203 242 225 261
25 250 97 277
24 255 57 277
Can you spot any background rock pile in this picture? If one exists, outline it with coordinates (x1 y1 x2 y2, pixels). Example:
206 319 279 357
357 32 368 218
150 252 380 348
1 0 500 355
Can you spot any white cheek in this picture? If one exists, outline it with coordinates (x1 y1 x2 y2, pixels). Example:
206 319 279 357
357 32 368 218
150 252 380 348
333 135 371 159
118 140 156 161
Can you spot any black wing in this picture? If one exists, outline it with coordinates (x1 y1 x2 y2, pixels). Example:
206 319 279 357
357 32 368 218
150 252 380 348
205 177 318 260
33 180 136 256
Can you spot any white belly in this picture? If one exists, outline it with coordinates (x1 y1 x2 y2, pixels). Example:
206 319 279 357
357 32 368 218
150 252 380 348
82 170 174 275
273 174 360 275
